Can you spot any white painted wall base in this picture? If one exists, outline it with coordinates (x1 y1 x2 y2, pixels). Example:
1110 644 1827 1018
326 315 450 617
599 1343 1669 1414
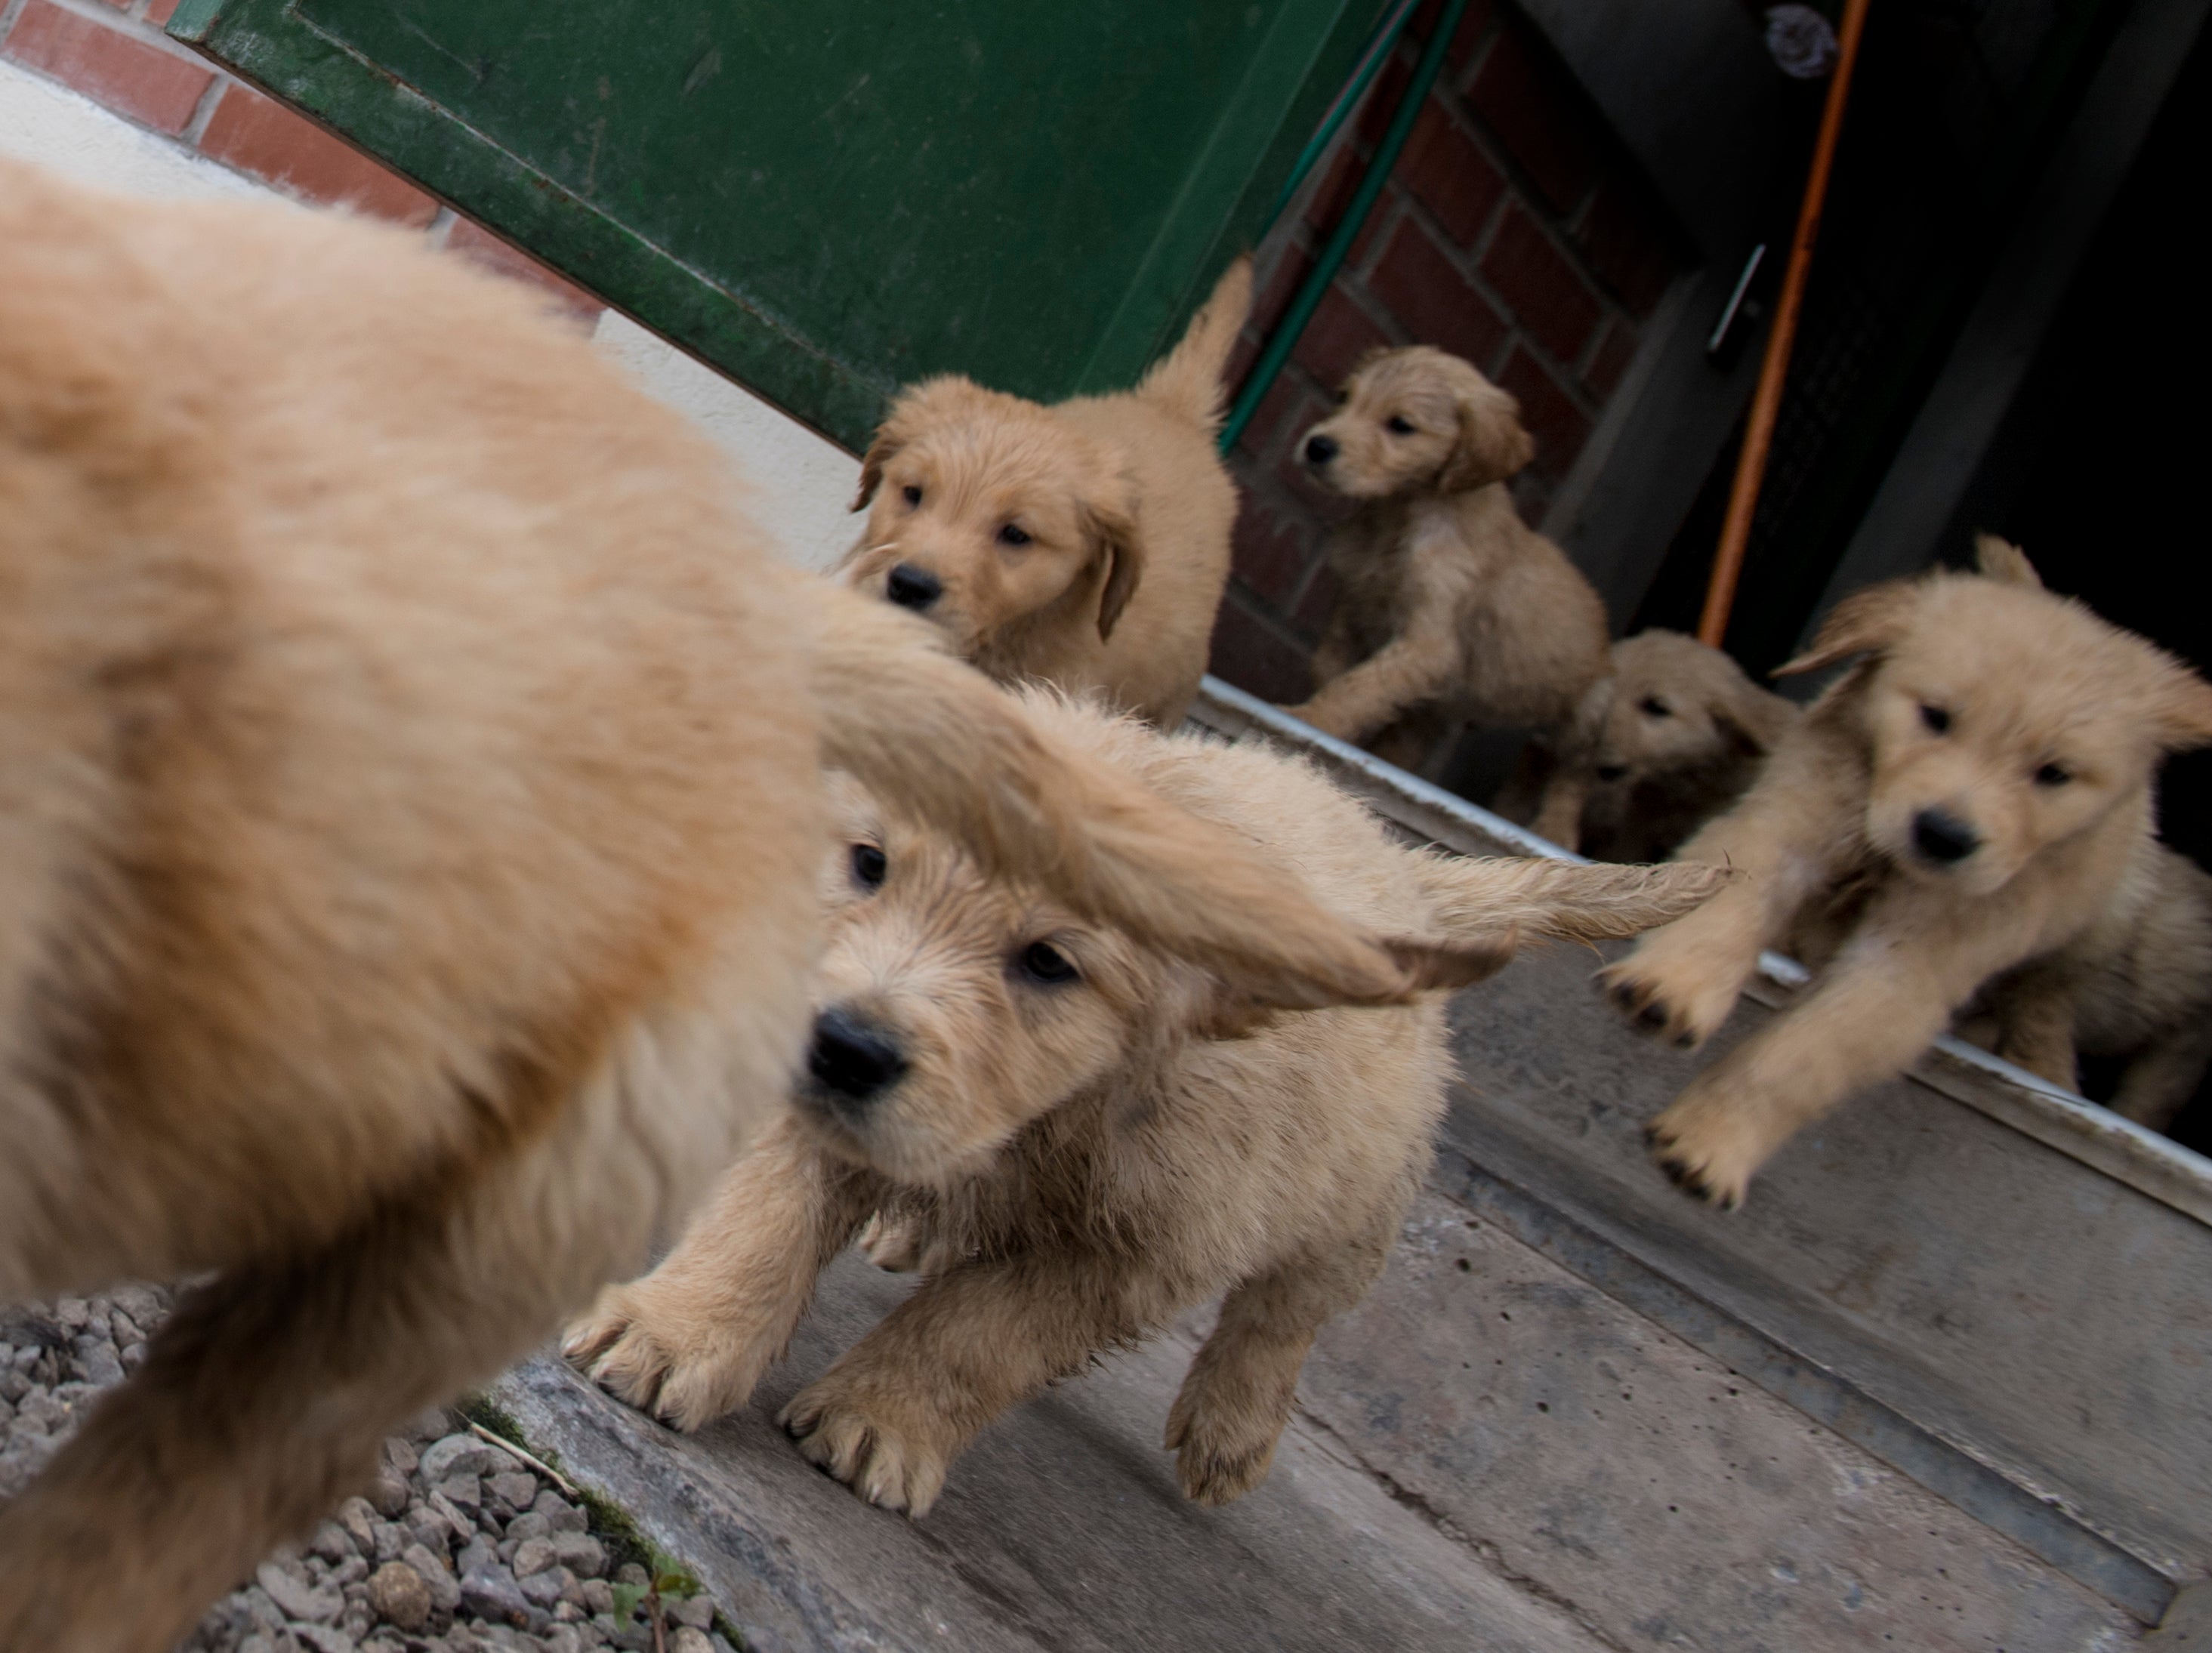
0 59 860 572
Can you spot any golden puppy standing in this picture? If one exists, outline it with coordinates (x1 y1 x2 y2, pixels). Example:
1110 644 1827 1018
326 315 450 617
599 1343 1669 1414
569 695 1719 1515
1283 345 1610 804
0 160 1468 1651
1602 537 2212 1207
838 259 1251 726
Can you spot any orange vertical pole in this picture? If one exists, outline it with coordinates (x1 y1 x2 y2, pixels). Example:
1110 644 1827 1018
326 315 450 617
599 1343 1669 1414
1698 0 1873 648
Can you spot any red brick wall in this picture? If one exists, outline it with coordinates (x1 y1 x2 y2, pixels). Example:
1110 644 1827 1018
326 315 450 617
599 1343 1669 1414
1 0 601 317
1211 0 1686 703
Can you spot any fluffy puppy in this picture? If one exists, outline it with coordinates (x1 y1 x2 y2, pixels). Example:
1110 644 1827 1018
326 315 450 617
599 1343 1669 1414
1967 843 2212 1134
566 694 1720 1516
1600 537 2212 1207
1537 630 1800 860
1281 346 1611 793
0 162 1456 1653
837 260 1250 726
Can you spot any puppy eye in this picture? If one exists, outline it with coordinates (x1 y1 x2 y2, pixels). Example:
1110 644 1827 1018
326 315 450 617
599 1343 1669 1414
1920 704 1951 734
1013 940 1078 986
1385 415 1416 436
1639 695 1672 718
1333 387 1350 406
901 484 922 507
2035 763 2073 788
849 843 887 891
997 523 1032 547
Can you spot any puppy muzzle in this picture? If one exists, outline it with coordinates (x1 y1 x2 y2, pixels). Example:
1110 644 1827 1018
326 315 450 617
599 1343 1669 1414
801 1004 908 1118
1909 806 1980 868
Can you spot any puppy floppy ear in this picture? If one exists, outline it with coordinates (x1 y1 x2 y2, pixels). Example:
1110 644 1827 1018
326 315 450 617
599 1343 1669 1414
1973 532 2044 588
2143 657 2212 752
853 428 898 511
1709 683 1795 760
1773 580 1920 677
1441 381 1535 492
1083 498 1143 641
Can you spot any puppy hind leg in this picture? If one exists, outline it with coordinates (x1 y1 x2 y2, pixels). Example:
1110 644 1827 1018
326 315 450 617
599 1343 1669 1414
565 1116 881 1432
0 1214 545 1653
1165 1235 1385 1506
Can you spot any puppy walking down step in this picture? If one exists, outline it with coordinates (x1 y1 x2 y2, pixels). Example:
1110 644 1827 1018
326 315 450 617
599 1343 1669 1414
568 692 1720 1516
1601 535 2212 1207
1282 345 1610 820
839 258 1252 726
0 159 1442 1653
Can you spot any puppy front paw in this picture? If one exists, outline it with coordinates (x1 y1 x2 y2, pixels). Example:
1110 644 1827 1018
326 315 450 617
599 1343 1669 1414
780 1375 953 1518
1597 954 1738 1049
1164 1389 1285 1507
1641 1092 1764 1210
560 1283 774 1433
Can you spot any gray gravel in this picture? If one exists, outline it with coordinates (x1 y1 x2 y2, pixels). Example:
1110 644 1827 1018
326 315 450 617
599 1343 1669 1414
2 1290 738 1653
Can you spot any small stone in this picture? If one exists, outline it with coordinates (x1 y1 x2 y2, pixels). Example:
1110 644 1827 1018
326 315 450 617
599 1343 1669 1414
54 1297 90 1331
454 1537 498 1581
418 1432 494 1485
612 1563 648 1590
486 1470 538 1510
256 1560 343 1624
580 1580 613 1616
311 1520 359 1563
108 1309 143 1346
292 1624 357 1653
337 1497 380 1553
407 1513 452 1557
669 1629 714 1653
458 1563 533 1629
369 1522 408 1565
551 1533 606 1580
430 1488 477 1537
503 1510 551 1548
511 1537 558 1579
329 1556 369 1589
436 1471 483 1510
119 1340 148 1372
541 1627 587 1653
517 1565 577 1610
401 1544 461 1613
368 1467 410 1519
666 1594 714 1630
381 1437 419 1477
366 1561 433 1632
109 1282 165 1324
533 1491 588 1534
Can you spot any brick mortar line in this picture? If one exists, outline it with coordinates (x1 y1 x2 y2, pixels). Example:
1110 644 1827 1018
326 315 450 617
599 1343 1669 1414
0 0 31 43
180 69 226 145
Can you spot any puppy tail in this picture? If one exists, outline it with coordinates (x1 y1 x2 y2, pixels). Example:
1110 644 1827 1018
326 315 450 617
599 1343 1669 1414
1135 255 1253 433
1409 853 1729 948
806 587 1487 1007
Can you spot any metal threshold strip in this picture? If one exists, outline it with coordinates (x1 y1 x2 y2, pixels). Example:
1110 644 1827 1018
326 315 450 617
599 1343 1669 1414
1194 674 2212 1232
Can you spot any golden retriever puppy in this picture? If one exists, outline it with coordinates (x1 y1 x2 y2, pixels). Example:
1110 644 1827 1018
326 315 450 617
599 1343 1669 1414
1279 346 1611 796
1967 842 2212 1133
1536 630 1800 861
837 260 1251 726
566 694 1720 1515
0 162 1461 1652
1598 536 2212 1207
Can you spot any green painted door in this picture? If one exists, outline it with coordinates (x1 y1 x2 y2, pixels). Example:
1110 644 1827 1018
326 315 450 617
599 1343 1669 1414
170 0 1375 449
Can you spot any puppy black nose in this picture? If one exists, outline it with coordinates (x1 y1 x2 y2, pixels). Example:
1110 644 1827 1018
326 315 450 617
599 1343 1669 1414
1303 433 1339 467
1911 808 1979 865
807 1007 907 1106
1595 764 1627 783
884 564 942 612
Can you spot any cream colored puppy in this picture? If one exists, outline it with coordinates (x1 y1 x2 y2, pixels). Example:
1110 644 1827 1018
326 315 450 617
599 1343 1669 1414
1538 630 1799 860
0 160 1455 1653
568 694 1719 1515
1600 538 2212 1207
838 260 1250 726
1281 346 1610 797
